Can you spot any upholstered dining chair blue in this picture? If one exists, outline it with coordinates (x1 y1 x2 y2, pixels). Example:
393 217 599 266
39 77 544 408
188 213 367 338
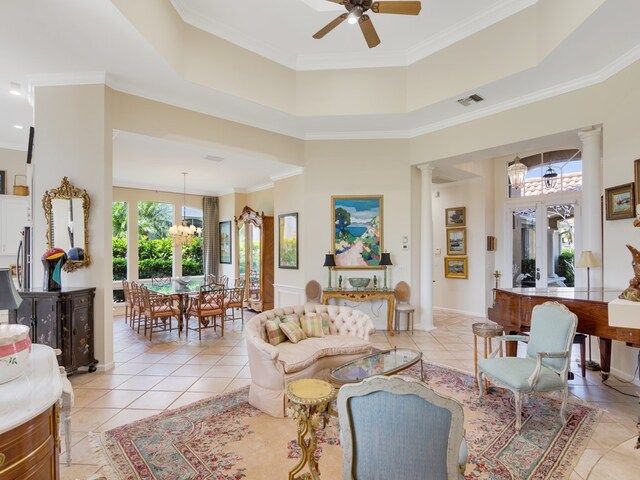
337 375 466 480
477 301 578 433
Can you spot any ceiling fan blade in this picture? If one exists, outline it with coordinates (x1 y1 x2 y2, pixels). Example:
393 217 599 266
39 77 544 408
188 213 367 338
372 1 422 15
359 15 381 48
313 13 348 39
325 0 347 3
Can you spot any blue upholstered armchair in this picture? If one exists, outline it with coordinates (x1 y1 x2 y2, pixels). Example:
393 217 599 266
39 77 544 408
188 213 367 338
337 375 466 480
477 301 578 433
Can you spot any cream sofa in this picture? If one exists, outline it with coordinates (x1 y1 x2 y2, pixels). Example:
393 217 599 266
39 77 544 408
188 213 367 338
246 303 376 417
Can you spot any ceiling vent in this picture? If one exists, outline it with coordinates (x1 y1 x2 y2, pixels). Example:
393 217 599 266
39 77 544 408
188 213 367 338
204 155 224 162
457 94 484 107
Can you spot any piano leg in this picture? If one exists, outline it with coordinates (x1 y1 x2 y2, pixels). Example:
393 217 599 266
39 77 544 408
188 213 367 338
505 330 520 357
599 338 612 380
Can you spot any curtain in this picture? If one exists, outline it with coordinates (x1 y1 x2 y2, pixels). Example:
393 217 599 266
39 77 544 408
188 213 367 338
202 196 219 277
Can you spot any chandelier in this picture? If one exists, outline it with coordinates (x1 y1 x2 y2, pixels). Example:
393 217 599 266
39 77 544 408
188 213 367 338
507 155 528 190
542 152 558 188
168 172 202 246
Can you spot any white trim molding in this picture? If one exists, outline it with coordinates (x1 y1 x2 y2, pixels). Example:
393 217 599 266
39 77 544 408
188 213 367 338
273 283 305 308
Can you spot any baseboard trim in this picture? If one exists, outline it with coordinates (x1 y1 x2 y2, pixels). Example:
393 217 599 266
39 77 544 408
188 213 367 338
609 366 640 386
96 362 115 372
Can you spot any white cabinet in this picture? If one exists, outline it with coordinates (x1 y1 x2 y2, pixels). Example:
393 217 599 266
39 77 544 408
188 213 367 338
0 195 28 255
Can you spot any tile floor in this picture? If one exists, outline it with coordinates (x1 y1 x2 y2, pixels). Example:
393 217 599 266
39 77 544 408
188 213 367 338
62 310 640 479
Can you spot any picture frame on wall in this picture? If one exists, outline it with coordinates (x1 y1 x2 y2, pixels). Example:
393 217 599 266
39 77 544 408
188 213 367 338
446 227 466 255
635 159 640 227
332 195 383 269
444 257 468 279
445 206 466 227
219 221 232 264
0 170 5 194
278 212 298 269
605 183 635 220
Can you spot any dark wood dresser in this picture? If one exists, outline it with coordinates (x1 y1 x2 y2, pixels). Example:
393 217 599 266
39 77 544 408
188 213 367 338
9 287 98 374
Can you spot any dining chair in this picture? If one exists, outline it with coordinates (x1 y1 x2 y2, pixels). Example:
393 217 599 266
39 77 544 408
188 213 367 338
151 275 172 285
305 280 322 303
130 282 144 333
224 286 245 325
186 283 226 340
477 301 578 433
139 284 180 340
205 273 217 285
234 277 246 288
337 375 467 480
122 280 133 325
394 281 416 334
220 275 229 287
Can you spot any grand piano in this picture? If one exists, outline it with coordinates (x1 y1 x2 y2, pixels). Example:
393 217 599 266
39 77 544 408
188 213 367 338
488 288 640 379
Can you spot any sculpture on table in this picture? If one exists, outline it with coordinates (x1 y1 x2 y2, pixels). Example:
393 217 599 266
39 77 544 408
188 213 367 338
619 244 640 302
42 248 67 291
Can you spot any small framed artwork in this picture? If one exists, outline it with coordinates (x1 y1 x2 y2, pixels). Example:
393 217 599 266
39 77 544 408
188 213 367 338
445 206 466 227
446 227 466 255
444 257 468 279
219 221 232 264
635 160 640 227
605 183 635 220
486 236 497 251
0 170 5 194
278 212 298 269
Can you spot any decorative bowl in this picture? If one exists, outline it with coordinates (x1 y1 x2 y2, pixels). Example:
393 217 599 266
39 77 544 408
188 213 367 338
0 324 31 384
176 277 191 286
348 277 371 289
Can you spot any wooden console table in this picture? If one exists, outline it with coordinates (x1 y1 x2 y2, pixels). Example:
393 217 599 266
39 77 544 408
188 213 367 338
322 289 396 335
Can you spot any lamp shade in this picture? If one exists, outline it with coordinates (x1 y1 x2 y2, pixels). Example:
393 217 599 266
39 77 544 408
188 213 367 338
576 251 600 268
379 252 393 266
0 269 22 310
323 253 336 267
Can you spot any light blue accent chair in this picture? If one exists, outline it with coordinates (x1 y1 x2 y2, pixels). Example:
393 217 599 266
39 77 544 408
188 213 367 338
337 375 466 480
477 301 578 433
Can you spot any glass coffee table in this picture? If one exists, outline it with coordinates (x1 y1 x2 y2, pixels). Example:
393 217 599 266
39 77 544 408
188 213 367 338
329 347 423 385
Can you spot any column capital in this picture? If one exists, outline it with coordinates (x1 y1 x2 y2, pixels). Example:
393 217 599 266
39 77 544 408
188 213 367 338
578 126 602 142
417 164 435 172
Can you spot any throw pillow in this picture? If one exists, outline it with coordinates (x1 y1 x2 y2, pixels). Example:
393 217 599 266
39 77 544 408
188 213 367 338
319 312 331 335
265 319 287 346
280 313 301 327
300 314 325 338
279 320 307 344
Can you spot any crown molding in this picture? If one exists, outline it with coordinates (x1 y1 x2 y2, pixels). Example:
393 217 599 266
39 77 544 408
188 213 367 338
0 142 26 152
27 71 106 88
236 182 274 194
270 167 304 182
304 129 412 140
112 180 221 197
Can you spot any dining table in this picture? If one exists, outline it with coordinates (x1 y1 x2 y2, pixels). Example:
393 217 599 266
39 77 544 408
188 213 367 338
147 278 205 333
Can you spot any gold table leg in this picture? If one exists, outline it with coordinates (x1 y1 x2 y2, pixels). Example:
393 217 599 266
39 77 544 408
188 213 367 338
287 401 331 480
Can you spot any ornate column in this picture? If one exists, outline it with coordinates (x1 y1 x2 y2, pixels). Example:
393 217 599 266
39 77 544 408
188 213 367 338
578 127 603 289
418 165 435 330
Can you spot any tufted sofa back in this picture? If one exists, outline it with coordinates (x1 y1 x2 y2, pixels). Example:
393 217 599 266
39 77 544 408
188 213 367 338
247 303 375 343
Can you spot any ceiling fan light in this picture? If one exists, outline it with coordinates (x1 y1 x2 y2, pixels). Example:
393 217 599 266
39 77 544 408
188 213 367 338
347 6 363 24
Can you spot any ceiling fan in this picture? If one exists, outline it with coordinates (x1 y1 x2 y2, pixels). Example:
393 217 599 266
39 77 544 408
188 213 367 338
312 0 422 48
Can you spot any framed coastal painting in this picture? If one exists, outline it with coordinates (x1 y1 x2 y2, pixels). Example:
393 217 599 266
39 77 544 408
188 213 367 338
332 195 383 269
219 221 232 264
605 183 635 220
444 257 468 279
278 212 298 269
445 206 466 227
446 227 466 255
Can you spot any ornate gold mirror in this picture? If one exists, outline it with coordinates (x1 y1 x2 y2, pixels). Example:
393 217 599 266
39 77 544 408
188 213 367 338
43 177 91 272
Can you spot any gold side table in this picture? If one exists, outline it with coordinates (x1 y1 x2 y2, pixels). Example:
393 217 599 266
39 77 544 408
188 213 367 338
472 322 504 383
285 379 336 480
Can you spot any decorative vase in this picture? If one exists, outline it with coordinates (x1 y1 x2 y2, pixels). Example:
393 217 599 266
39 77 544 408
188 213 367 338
42 248 67 291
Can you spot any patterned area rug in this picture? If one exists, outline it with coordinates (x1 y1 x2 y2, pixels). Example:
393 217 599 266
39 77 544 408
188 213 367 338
90 362 601 479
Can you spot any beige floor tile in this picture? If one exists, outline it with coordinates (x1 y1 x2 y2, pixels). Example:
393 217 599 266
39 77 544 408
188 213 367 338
127 391 183 410
71 407 121 432
171 363 214 377
236 366 252 379
73 388 110 407
60 431 88 454
96 408 165 432
60 464 102 480
140 363 181 376
129 352 169 363
156 353 195 364
115 375 164 390
574 448 609 479
90 389 146 408
188 377 233 393
587 437 640 479
110 363 150 375
80 374 133 389
228 346 248 355
152 376 200 391
422 350 456 360
167 392 214 410
200 346 234 355
65 435 97 465
202 365 243 378
216 355 248 366
225 378 251 391
113 351 142 362
587 422 637 450
186 354 224 365
569 471 584 480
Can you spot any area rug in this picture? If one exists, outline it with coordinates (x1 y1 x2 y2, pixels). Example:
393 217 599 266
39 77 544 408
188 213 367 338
90 362 601 480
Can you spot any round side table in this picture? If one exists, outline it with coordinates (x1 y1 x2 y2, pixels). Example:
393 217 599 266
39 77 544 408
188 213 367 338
285 379 336 480
472 322 504 382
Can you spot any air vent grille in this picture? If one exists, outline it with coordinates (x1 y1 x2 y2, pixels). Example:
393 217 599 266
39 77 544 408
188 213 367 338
457 94 484 107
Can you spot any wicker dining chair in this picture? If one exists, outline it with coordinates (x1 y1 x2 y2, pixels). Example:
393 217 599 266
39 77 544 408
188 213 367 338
129 282 144 333
186 283 226 340
139 284 180 340
122 280 133 325
224 286 245 325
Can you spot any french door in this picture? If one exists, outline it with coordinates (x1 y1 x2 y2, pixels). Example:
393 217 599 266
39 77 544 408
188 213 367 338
509 201 579 288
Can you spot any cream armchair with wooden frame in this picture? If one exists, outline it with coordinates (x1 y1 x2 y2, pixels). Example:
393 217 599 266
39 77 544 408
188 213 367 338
477 301 578 433
337 375 467 480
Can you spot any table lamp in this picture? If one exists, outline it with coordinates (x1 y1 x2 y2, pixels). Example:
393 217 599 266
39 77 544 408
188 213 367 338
575 251 600 370
380 252 393 290
0 268 23 313
323 253 336 289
